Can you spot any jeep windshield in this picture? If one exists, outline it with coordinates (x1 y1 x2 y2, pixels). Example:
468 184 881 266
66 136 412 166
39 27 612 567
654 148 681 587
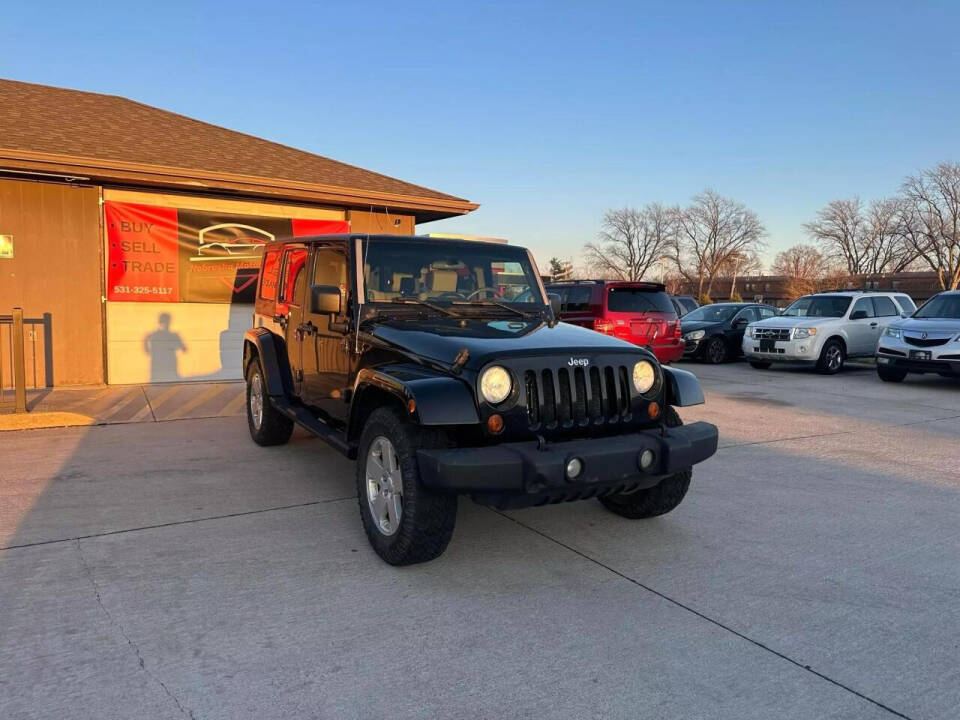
781 295 851 318
360 239 545 312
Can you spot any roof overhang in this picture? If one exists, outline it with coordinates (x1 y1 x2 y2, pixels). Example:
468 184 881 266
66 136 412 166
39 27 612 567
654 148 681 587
0 147 478 224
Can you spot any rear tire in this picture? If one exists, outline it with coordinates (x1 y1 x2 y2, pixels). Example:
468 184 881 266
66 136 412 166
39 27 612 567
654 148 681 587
816 340 845 375
877 365 907 383
246 362 294 446
705 336 728 364
598 407 691 519
749 361 772 369
356 408 457 565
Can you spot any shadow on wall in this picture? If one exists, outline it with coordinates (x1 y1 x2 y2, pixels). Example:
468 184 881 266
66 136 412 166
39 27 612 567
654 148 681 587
140 309 247 383
143 312 187 382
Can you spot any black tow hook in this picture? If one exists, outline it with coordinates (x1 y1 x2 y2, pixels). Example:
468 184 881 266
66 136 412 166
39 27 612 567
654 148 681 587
536 433 549 451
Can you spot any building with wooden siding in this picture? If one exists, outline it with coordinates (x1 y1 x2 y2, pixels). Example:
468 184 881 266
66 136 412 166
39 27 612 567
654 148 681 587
0 79 476 387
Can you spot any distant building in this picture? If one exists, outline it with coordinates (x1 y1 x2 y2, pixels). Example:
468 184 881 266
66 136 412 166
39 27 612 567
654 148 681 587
680 271 945 308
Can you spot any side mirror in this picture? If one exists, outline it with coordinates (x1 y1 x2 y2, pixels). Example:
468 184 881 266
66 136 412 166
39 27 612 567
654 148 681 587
548 292 562 318
850 310 868 320
310 284 342 315
733 317 748 327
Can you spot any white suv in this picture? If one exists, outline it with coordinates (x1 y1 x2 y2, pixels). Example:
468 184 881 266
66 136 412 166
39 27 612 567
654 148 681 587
742 291 916 374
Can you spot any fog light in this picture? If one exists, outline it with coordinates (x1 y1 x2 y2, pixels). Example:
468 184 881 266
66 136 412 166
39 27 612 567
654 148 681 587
486 414 504 434
799 345 807 353
565 457 583 479
638 449 656 470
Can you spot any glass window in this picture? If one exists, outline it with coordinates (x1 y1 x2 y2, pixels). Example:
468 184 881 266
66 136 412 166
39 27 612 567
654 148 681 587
361 239 542 304
851 297 875 318
680 298 698 313
684 305 738 323
913 293 960 319
735 307 760 323
895 294 916 312
872 296 898 317
259 249 281 301
561 286 592 312
312 246 348 287
782 295 851 318
280 248 308 304
607 287 675 313
759 306 777 319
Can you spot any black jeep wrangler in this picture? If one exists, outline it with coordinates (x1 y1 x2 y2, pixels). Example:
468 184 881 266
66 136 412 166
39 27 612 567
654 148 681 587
243 234 718 565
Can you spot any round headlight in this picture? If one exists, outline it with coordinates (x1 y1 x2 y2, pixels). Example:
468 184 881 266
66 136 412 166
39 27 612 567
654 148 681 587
632 360 656 394
480 365 512 404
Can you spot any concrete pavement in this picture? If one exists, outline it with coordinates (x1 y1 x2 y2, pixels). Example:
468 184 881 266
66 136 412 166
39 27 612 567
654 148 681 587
1 362 958 719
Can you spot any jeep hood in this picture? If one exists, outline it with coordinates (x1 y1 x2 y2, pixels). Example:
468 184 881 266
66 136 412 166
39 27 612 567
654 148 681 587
369 319 647 368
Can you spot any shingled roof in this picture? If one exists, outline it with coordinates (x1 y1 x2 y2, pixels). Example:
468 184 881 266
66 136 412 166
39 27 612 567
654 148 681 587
0 79 477 222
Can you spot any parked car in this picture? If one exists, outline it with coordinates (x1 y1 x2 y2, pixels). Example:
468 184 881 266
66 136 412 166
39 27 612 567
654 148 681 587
244 235 718 565
875 290 960 382
742 291 915 374
671 294 699 317
682 302 779 363
545 280 684 363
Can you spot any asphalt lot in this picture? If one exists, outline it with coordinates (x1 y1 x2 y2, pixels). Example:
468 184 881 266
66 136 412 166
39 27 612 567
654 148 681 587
2 361 959 720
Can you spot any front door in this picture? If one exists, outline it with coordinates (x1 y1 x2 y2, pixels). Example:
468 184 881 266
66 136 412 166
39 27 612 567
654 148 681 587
301 244 351 422
847 297 878 355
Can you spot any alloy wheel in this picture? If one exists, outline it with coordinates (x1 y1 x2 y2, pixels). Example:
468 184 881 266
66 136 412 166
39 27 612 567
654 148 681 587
365 436 403 536
249 372 264 430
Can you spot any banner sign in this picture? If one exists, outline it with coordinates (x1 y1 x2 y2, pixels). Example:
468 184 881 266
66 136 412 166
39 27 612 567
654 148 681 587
105 201 349 303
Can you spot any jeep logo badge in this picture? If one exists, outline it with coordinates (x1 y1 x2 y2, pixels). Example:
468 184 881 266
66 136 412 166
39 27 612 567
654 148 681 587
568 357 589 367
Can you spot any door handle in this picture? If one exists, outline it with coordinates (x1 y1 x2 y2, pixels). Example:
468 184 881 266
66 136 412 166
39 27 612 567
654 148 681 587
870 322 878 328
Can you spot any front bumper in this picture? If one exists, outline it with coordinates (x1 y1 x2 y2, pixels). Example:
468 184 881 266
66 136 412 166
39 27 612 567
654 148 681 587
877 344 960 375
741 335 819 364
417 421 718 509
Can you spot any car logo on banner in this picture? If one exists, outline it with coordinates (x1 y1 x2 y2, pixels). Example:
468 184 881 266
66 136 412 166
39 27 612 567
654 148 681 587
921 332 928 339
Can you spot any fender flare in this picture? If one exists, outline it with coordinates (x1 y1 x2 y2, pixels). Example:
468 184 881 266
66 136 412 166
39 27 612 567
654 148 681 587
243 328 293 397
663 365 705 407
348 365 479 441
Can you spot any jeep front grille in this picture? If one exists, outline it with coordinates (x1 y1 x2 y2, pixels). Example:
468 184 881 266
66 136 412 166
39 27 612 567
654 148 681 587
754 328 791 341
524 365 631 430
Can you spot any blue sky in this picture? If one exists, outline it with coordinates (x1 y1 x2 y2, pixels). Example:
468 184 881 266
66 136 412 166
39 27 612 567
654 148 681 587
4 1 959 267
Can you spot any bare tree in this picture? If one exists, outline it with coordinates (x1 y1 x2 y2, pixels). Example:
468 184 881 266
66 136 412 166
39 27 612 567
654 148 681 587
668 190 766 301
899 162 960 290
804 196 915 274
583 205 676 281
769 244 830 300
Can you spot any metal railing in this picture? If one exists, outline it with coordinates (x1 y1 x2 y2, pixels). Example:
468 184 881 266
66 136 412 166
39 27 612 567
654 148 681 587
0 307 45 413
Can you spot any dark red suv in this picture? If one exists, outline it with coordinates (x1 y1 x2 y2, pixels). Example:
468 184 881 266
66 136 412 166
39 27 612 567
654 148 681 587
545 280 684 363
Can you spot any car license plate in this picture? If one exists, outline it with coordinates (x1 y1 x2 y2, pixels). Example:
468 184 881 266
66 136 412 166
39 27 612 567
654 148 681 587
759 339 776 353
910 350 932 360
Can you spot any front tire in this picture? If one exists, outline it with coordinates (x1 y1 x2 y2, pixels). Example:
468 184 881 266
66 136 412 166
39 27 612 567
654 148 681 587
705 336 728 364
598 406 691 519
816 339 845 375
878 365 907 383
356 408 457 565
246 362 293 446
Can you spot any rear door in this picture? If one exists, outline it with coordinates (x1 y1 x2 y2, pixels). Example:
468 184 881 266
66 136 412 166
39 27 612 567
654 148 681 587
278 246 308 396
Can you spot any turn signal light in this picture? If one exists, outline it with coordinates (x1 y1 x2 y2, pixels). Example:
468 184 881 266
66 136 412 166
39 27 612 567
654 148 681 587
407 398 417 415
486 413 504 434
594 319 615 335
647 401 660 419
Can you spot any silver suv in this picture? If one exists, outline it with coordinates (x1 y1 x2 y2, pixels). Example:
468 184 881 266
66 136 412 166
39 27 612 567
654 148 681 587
742 291 916 374
876 290 960 382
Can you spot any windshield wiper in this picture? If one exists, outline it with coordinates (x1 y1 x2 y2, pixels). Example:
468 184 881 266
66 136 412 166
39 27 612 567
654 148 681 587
450 300 537 318
388 297 460 317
